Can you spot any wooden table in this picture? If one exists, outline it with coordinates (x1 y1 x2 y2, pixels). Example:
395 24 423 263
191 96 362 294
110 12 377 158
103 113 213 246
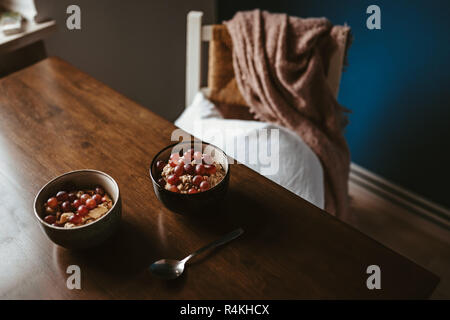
0 57 438 299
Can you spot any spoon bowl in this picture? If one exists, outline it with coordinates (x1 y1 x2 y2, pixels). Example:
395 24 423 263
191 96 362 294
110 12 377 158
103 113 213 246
149 259 186 280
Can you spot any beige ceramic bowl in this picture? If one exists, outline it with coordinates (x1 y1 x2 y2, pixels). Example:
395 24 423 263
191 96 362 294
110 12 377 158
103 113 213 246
34 170 122 250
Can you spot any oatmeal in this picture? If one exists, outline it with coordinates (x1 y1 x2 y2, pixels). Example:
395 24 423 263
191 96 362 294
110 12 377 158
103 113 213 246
42 186 113 228
155 148 226 194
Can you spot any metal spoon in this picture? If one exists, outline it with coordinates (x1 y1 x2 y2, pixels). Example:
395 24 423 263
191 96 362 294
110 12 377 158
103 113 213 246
149 228 244 280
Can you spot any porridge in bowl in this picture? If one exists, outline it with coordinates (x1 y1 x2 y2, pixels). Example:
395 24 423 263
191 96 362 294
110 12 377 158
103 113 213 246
155 148 226 194
42 185 114 228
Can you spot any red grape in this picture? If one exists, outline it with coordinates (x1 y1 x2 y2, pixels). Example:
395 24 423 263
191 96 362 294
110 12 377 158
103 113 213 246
193 175 203 186
193 151 203 161
174 165 184 176
169 160 178 167
72 199 82 209
77 205 89 216
92 194 102 204
202 154 213 165
45 206 56 215
200 181 210 191
80 193 90 204
47 197 58 210
188 188 198 194
86 198 97 210
184 163 195 175
44 215 56 224
70 214 83 224
157 178 166 187
167 175 179 185
195 164 206 175
68 192 77 202
61 201 71 212
56 191 68 202
168 185 179 193
205 164 216 175
156 160 165 172
170 153 180 162
95 186 105 196
183 149 194 161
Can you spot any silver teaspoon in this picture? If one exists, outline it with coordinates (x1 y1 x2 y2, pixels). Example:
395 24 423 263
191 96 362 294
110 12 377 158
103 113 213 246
149 228 244 280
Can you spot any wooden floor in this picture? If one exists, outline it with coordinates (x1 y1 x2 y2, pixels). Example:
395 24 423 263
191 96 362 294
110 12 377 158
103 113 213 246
345 181 450 299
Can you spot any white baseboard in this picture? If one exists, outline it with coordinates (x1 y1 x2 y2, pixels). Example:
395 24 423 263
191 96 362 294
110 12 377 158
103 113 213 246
349 163 450 230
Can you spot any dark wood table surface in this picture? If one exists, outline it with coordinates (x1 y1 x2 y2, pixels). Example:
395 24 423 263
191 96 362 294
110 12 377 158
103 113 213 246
0 57 438 299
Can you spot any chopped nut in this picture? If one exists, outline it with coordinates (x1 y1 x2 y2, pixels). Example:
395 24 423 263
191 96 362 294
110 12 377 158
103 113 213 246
88 206 108 219
84 218 95 224
59 212 73 224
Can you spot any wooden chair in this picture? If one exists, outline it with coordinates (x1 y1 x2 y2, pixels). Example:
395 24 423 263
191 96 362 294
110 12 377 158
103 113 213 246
185 10 349 107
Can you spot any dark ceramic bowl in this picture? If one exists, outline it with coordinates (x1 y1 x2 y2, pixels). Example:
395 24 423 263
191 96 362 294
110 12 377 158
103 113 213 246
34 170 122 250
149 141 230 214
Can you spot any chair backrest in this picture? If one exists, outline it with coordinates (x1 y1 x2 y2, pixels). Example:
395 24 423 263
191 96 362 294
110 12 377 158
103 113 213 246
185 11 348 108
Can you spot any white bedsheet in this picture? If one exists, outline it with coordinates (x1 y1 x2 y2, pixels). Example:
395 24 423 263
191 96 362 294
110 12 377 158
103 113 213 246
174 92 325 209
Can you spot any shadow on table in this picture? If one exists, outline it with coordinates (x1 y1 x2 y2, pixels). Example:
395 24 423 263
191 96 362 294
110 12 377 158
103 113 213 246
54 219 162 277
52 188 288 295
174 188 286 248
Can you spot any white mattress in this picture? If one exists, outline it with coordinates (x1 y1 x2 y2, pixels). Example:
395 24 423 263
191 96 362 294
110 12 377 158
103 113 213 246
174 92 325 209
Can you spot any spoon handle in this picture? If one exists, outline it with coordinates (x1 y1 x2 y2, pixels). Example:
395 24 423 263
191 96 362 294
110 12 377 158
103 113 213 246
182 228 244 263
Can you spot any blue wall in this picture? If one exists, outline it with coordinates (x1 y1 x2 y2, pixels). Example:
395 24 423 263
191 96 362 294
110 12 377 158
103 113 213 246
218 0 450 207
